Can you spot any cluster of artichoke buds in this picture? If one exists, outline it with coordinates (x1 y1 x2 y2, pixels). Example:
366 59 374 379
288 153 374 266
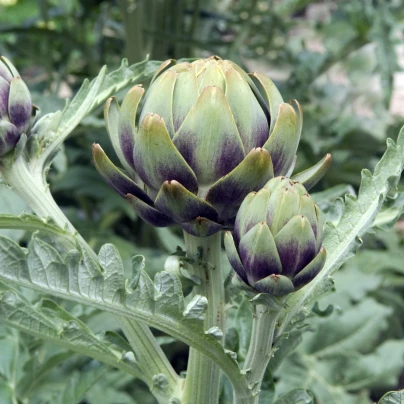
225 177 326 296
93 56 331 237
0 56 38 157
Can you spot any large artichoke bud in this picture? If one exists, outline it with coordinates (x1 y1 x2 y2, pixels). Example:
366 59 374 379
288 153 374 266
93 56 330 237
224 177 326 296
0 57 37 157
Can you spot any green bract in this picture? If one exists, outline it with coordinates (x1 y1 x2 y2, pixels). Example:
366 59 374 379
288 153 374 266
225 177 326 296
0 56 38 157
93 56 331 236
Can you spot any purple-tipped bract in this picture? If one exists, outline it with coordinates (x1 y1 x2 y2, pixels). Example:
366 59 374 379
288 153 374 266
0 57 38 157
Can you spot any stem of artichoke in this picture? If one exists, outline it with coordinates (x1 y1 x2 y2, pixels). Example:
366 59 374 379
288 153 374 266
182 231 225 404
240 303 282 404
120 318 181 402
0 154 180 402
118 0 146 64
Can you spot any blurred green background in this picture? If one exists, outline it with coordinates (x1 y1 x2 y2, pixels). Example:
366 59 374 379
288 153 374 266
1 1 404 403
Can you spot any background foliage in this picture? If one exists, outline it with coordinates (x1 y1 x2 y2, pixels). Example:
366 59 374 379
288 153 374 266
0 0 404 403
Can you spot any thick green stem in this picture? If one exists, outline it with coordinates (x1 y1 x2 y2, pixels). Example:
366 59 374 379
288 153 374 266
118 0 146 64
1 156 74 232
0 155 179 402
182 231 224 404
120 318 181 402
240 304 282 404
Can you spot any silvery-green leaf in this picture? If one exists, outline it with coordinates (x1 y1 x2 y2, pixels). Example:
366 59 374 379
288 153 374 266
38 58 159 168
299 298 392 358
377 389 404 404
183 295 207 321
273 389 314 404
205 326 223 340
0 235 244 390
57 366 108 404
311 183 356 212
0 283 143 380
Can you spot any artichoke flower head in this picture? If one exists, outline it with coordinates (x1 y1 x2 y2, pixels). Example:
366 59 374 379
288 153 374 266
0 57 38 157
93 56 330 237
225 177 326 296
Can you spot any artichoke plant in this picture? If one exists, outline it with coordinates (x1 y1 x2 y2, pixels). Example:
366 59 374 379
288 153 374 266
93 56 330 237
224 177 326 296
0 56 37 157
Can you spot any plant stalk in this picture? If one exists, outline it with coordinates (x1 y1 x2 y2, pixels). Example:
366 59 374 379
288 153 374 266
118 0 146 64
182 231 225 404
120 318 181 402
240 303 282 404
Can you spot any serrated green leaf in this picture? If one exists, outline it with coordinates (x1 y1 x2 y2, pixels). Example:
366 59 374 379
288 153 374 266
273 389 314 404
38 58 160 168
183 295 207 321
276 339 404 404
0 236 246 393
154 271 184 316
270 330 304 375
226 296 252 361
343 340 404 390
58 366 108 404
98 244 125 304
0 283 143 380
378 389 404 404
17 351 73 397
373 193 404 229
85 383 139 404
317 265 381 311
300 298 392 357
311 184 356 212
0 381 14 404
353 249 404 276
205 326 224 340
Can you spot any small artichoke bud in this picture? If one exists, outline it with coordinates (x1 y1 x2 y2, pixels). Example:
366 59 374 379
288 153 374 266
225 177 326 296
164 255 200 292
93 56 331 237
0 57 38 157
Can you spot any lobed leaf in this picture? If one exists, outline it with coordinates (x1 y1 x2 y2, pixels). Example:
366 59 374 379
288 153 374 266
275 339 404 404
300 299 392 357
273 389 314 404
0 282 143 380
57 366 108 404
378 389 404 404
0 235 247 393
37 58 161 168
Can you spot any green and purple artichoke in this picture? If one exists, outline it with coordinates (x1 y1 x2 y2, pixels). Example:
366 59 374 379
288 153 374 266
93 56 330 237
225 177 326 296
0 57 37 157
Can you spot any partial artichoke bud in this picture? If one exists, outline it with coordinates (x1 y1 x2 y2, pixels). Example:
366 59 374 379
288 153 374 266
0 56 38 157
93 56 331 237
224 177 326 296
164 255 200 293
